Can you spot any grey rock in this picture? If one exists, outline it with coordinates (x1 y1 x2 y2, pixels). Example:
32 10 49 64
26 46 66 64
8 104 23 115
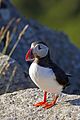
0 0 80 94
0 88 80 120
0 54 36 95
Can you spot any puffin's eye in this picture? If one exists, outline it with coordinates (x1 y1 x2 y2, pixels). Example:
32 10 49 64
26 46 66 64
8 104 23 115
38 45 41 50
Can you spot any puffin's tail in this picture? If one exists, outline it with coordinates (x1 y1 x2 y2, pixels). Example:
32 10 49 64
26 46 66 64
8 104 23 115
63 73 71 90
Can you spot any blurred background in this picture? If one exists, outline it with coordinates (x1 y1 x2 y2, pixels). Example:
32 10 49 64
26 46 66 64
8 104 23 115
12 0 80 48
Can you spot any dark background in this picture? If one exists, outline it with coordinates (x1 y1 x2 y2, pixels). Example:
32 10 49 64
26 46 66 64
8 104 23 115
12 0 80 48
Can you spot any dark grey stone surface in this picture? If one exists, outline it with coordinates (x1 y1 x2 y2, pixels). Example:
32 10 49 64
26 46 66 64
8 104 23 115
0 54 36 95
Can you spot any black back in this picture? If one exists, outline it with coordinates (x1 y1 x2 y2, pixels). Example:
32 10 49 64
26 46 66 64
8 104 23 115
34 52 70 87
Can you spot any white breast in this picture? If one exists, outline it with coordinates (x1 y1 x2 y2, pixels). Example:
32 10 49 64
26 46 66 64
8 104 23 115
29 62 63 94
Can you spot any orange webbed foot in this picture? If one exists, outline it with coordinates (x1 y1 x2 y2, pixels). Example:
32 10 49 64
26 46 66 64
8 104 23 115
43 101 56 109
33 91 47 107
33 101 47 107
43 96 58 109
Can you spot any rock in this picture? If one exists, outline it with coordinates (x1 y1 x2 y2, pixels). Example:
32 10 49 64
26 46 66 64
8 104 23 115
0 0 80 94
0 54 36 95
0 88 80 120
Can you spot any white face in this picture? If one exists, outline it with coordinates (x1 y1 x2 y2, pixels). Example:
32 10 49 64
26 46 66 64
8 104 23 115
31 43 49 58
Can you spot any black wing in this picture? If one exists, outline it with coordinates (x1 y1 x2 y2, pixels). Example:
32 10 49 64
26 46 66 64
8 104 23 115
49 60 70 86
35 53 70 87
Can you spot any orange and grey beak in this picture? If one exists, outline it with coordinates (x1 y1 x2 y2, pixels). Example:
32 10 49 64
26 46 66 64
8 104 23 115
25 48 34 61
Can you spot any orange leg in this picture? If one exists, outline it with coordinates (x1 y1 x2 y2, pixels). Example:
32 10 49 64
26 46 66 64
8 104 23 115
33 91 47 107
43 95 59 109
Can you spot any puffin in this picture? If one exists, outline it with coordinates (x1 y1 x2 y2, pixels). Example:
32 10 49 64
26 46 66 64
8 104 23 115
25 41 70 109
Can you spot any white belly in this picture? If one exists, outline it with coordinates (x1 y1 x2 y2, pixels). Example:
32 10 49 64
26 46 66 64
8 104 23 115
29 62 63 94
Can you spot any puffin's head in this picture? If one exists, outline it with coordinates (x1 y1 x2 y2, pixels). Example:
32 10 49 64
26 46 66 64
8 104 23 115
25 42 49 61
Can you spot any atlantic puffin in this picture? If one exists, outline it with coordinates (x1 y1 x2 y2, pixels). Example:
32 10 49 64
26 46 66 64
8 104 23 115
25 41 70 109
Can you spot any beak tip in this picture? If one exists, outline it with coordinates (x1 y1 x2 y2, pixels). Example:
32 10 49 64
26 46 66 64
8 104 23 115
25 48 32 61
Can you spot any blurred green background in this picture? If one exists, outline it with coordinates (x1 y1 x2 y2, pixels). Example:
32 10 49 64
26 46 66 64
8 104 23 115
12 0 80 48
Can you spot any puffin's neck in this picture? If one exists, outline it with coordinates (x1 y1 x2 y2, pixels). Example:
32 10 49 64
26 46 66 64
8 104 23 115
34 52 51 67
